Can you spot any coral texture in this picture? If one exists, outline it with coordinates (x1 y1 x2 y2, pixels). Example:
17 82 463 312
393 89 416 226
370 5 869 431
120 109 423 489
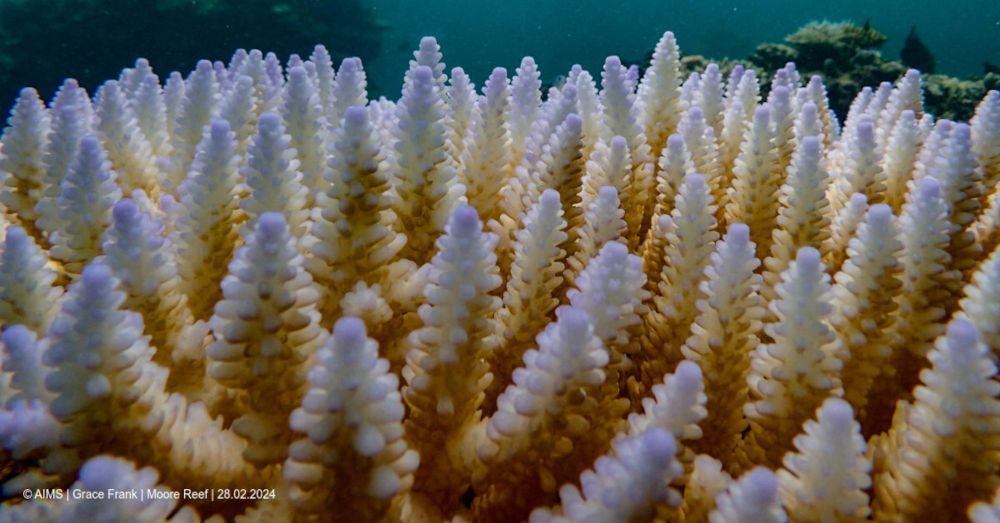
1 33 999 523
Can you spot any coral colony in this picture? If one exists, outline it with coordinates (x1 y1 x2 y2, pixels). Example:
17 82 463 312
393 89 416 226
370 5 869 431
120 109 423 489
0 30 999 523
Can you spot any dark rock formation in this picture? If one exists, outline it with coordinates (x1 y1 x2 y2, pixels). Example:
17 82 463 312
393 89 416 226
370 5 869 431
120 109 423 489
900 26 936 74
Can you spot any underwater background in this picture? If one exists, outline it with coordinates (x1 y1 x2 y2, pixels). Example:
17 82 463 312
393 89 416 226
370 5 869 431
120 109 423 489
0 0 997 109
366 0 998 88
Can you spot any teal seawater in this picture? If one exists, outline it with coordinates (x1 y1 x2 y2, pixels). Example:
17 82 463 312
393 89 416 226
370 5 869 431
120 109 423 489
366 0 999 91
0 0 997 105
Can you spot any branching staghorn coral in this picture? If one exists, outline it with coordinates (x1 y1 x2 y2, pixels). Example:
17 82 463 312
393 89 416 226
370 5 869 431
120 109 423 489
873 319 1000 521
461 67 512 225
174 119 243 321
304 105 404 327
640 172 718 394
680 223 763 466
742 247 841 468
777 398 871 522
94 81 161 198
709 467 787 523
678 454 731 521
724 105 780 257
2 31 1000 523
99 198 206 392
40 263 256 492
0 226 63 333
829 204 902 415
529 426 683 523
207 212 323 467
284 317 418 521
472 306 617 522
47 135 123 278
390 66 464 266
401 204 500 511
488 189 567 407
0 89 50 242
239 113 309 242
763 133 831 301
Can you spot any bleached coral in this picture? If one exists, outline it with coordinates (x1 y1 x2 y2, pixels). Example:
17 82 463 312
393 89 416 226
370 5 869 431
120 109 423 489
1 31 999 523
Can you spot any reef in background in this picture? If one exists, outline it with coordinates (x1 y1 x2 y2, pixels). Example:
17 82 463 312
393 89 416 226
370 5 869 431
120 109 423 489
679 21 997 121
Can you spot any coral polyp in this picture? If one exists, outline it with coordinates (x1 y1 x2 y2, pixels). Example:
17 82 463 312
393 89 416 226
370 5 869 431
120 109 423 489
1 31 999 522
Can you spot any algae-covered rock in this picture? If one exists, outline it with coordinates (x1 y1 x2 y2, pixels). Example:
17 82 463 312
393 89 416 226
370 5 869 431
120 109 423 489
924 74 986 120
785 21 887 70
750 43 798 73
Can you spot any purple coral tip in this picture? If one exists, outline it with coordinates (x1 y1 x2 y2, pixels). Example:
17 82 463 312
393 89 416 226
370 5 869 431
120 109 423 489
288 65 307 81
610 135 628 150
1 324 33 349
556 306 591 332
412 65 434 85
5 226 27 245
819 397 854 426
333 316 368 346
771 85 789 100
78 135 102 154
743 467 778 503
667 134 684 149
604 55 622 70
81 261 113 287
946 318 979 349
112 199 140 224
916 177 942 200
489 67 507 83
257 112 282 132
256 212 288 240
597 185 618 200
340 57 362 74
17 87 39 100
800 135 821 156
563 113 583 133
78 457 123 489
209 118 231 137
952 122 972 140
849 193 869 208
450 205 480 236
857 117 875 142
600 241 628 264
419 36 438 51
754 105 771 123
727 223 750 243
674 360 703 386
868 204 893 226
684 172 707 192
539 189 560 208
795 246 822 272
344 106 369 127
639 426 676 462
